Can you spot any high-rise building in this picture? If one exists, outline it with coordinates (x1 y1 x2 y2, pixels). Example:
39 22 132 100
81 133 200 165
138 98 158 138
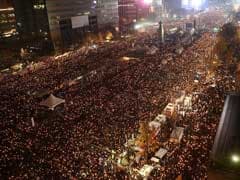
150 0 164 20
118 0 149 32
0 0 17 39
97 0 119 29
165 0 181 14
12 0 50 38
46 0 98 49
181 0 208 10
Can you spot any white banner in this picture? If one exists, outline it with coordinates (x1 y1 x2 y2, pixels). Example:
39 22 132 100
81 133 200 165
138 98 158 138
71 15 89 29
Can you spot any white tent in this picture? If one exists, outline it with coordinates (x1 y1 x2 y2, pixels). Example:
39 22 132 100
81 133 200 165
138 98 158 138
183 96 192 110
11 63 23 71
149 114 166 132
170 127 184 143
151 148 167 163
155 148 167 159
149 121 161 131
154 114 166 123
40 94 65 110
138 165 154 179
163 103 175 117
175 95 185 105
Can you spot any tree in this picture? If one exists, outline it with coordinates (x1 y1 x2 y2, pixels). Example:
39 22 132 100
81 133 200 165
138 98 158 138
135 121 160 162
214 23 240 64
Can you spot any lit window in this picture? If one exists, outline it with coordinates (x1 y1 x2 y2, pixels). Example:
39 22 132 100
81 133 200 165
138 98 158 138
0 8 14 12
34 4 45 9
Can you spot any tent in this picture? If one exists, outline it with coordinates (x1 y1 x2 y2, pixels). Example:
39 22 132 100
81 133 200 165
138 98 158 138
183 96 192 110
154 114 166 124
151 148 167 163
170 127 184 143
40 94 65 110
138 165 154 178
155 148 167 159
11 63 23 71
163 103 175 117
149 114 166 132
117 151 129 168
149 121 161 131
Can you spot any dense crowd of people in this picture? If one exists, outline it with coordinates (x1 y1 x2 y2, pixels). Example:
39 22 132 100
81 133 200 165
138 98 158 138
0 14 237 179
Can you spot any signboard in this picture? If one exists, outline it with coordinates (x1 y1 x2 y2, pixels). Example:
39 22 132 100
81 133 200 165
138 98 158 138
71 15 89 29
182 0 208 10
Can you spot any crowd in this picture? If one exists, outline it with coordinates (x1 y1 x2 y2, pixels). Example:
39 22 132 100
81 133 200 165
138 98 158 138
0 21 238 179
149 65 238 179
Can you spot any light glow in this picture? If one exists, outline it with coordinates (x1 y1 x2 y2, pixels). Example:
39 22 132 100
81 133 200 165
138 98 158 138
0 7 14 12
192 0 202 9
182 0 207 10
234 4 240 11
143 0 152 5
232 155 240 163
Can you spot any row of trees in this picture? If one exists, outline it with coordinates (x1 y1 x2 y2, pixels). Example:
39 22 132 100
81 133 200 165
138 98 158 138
214 23 240 64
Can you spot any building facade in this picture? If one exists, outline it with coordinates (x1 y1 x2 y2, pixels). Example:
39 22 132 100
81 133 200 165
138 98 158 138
0 0 17 39
118 0 150 32
97 0 119 29
12 0 50 38
166 0 181 14
212 94 240 168
46 0 98 50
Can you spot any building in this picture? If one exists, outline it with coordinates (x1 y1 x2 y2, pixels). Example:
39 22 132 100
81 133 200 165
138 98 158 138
97 0 119 29
118 0 137 31
211 94 240 168
181 0 208 10
165 0 182 16
12 0 50 38
46 0 98 50
150 0 164 21
2 0 98 50
0 0 17 39
118 0 150 32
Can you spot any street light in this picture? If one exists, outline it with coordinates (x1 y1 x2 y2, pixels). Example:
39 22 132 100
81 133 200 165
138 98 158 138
231 154 240 163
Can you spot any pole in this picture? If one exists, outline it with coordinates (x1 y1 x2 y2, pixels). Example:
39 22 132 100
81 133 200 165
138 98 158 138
145 119 149 164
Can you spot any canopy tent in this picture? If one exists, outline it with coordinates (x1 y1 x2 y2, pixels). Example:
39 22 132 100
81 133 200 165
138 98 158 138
11 63 23 71
183 96 192 110
170 127 184 143
149 121 161 131
155 148 167 159
175 95 185 105
163 103 175 117
40 94 65 110
151 148 168 163
154 114 166 124
149 114 166 135
138 165 154 178
117 151 129 168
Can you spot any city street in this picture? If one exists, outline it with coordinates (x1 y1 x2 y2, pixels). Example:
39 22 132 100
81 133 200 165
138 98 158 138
0 1 240 179
0 22 239 179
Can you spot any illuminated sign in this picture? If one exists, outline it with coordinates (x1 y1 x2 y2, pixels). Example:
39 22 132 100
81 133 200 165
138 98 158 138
182 0 208 10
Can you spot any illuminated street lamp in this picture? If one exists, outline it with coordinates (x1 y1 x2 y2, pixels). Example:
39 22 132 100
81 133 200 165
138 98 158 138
231 154 240 163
